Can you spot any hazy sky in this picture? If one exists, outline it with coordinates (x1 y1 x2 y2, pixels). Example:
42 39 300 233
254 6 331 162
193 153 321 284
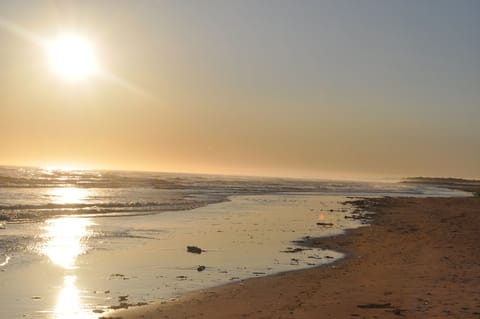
1 0 479 179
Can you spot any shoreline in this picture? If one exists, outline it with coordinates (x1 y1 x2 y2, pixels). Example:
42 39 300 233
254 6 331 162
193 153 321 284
1 193 363 318
105 185 480 319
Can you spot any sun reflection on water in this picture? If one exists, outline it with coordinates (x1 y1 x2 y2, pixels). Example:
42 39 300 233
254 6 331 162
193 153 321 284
49 187 89 204
41 217 96 318
41 217 93 269
55 276 97 319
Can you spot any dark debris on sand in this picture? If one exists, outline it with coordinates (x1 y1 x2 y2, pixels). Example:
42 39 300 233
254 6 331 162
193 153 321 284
187 245 203 254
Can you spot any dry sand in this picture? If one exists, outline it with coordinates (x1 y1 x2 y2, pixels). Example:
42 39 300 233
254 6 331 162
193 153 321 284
104 185 480 319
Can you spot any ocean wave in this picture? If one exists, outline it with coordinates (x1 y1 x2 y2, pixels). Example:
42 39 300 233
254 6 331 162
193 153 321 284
0 197 227 222
0 201 166 211
0 171 183 189
0 166 471 223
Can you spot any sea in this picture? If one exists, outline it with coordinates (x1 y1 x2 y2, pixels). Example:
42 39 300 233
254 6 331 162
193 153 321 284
0 166 470 318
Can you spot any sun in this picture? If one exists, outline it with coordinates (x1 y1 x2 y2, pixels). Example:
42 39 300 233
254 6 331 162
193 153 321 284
46 33 98 81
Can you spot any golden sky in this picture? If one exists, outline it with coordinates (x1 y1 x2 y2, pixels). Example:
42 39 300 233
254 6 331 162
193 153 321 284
1 1 479 179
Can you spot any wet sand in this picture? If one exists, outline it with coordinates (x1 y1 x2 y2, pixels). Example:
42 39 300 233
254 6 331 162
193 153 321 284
106 185 480 319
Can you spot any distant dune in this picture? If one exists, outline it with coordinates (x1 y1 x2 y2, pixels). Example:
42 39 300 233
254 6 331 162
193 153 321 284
403 177 480 195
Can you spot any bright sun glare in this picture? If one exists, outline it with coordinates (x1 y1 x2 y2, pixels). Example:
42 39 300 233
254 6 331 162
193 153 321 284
46 33 98 80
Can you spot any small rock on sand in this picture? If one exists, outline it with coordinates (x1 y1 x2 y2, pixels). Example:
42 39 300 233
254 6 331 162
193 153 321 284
187 246 203 254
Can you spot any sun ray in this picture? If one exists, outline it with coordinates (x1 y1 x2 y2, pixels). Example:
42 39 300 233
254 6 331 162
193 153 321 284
0 16 46 47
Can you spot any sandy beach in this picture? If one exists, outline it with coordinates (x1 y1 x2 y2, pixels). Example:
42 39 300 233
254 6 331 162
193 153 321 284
107 184 480 319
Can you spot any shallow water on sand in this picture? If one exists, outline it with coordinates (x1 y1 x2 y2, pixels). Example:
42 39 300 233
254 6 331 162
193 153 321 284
1 194 363 319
